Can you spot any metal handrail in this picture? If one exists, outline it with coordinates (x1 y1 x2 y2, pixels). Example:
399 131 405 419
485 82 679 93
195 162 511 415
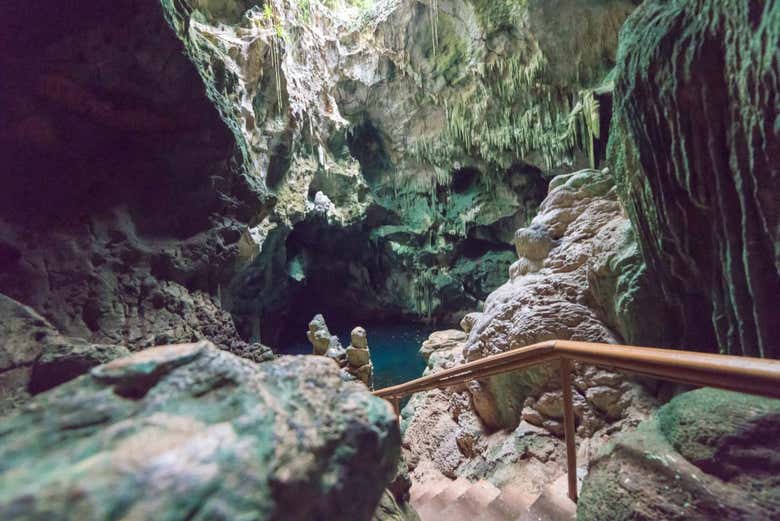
373 339 780 502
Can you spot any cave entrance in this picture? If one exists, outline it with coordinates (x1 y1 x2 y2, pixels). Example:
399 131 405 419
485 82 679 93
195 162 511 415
273 217 398 346
267 216 438 389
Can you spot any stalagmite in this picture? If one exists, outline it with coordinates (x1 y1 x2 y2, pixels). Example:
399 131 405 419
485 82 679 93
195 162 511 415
346 326 373 389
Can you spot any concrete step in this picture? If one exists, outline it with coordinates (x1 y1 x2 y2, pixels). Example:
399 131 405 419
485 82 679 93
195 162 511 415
411 478 451 505
412 474 581 521
462 480 502 510
415 477 472 521
522 474 577 521
490 482 538 520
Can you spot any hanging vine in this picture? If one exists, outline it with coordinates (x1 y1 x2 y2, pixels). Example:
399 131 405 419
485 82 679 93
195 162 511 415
264 3 285 113
429 0 438 57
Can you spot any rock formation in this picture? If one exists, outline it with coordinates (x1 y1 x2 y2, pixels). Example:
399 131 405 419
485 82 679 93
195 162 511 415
578 388 780 520
402 169 661 490
307 316 375 388
0 294 130 415
307 313 346 361
157 0 638 344
0 0 270 362
420 330 467 362
0 342 400 521
347 326 374 388
609 0 780 357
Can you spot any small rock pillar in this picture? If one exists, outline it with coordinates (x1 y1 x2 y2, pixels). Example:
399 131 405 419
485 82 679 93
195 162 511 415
346 326 373 389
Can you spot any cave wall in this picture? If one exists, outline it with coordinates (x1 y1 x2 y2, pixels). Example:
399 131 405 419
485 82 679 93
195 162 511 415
158 0 639 343
0 0 265 351
610 0 780 357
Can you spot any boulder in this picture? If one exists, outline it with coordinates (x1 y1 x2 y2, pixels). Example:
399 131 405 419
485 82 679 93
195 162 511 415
578 388 780 520
0 342 400 521
0 294 130 414
419 330 467 362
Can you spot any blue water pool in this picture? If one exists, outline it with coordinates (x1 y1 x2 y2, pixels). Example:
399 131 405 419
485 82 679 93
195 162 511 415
279 322 435 389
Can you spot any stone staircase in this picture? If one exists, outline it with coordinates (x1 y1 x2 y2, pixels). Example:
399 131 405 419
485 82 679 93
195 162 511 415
410 473 579 521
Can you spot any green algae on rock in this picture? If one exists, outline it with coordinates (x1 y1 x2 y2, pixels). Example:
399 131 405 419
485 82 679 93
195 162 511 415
578 388 780 520
608 0 780 357
0 343 400 521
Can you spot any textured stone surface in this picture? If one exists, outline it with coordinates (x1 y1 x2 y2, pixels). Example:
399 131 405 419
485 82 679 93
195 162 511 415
0 294 130 414
609 0 780 357
402 169 659 490
460 169 664 430
0 0 266 357
578 388 780 520
419 330 467 361
158 0 637 343
0 343 400 521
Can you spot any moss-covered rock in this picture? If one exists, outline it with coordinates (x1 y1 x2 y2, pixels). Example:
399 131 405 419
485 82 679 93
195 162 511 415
0 343 400 521
578 388 780 520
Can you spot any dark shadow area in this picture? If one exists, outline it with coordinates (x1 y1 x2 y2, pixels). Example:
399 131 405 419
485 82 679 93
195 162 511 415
346 119 393 187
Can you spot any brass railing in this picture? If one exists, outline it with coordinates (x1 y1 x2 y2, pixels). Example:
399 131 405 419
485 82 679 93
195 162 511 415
373 339 780 502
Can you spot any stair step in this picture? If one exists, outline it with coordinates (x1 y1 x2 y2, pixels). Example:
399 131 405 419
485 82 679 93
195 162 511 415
438 494 482 521
411 478 451 505
523 474 577 521
462 480 502 509
415 478 472 520
490 482 537 519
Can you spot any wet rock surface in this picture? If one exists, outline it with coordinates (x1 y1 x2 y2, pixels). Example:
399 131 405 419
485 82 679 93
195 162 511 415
0 343 400 521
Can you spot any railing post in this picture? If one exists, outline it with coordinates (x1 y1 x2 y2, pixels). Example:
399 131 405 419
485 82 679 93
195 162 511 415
390 397 400 425
560 357 578 502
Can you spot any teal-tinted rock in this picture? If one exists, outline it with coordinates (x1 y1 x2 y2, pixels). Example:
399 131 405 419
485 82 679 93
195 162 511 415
0 343 399 521
578 388 780 520
609 0 780 357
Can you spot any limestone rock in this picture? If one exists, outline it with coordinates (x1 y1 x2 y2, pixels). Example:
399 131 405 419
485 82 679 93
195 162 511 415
0 0 263 357
156 0 636 341
419 330 467 362
347 347 371 367
578 388 780 520
307 314 342 358
403 169 659 491
459 313 482 334
0 343 400 521
371 456 420 521
514 225 555 261
0 294 130 414
610 0 780 356
351 326 369 349
346 326 373 388
29 341 131 395
585 385 627 420
460 170 649 431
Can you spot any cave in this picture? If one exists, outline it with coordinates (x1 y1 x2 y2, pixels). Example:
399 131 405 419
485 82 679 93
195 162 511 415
2 0 779 520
